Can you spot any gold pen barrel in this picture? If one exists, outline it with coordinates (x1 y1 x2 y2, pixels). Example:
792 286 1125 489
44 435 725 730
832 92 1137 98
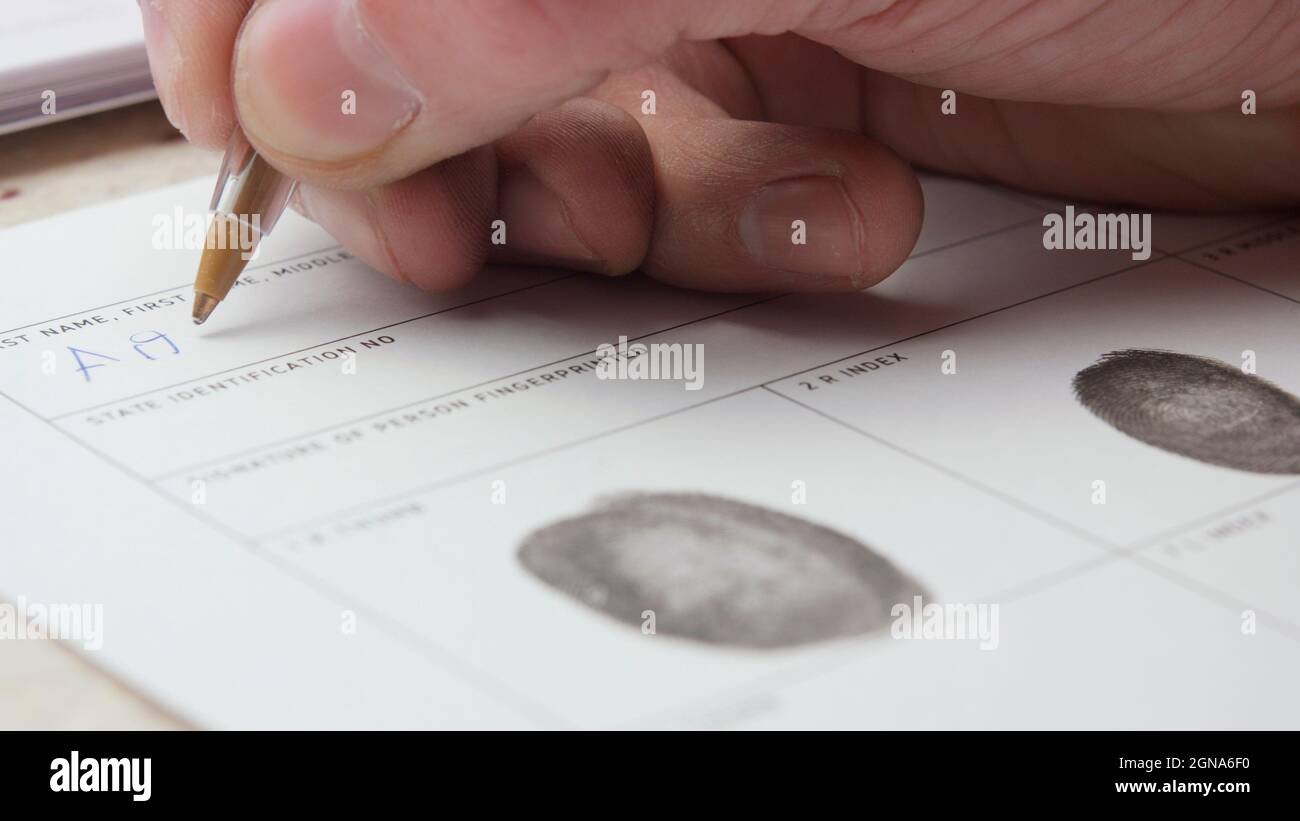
192 130 296 324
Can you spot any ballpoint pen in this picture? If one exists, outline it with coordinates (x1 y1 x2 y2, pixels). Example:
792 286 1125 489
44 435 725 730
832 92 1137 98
191 129 296 324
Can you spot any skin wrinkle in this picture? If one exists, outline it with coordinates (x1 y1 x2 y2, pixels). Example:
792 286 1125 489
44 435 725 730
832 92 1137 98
1066 112 1191 205
1119 0 1247 110
1149 114 1239 203
814 0 959 57
905 0 1081 80
1089 112 1242 206
166 26 189 138
839 177 871 288
857 77 948 171
868 62 1295 210
1137 1 1236 108
979 101 1041 191
1000 3 1178 105
528 160 601 264
815 0 1300 109
1195 2 1297 109
679 0 822 39
716 40 771 122
497 112 599 263
1120 2 1300 111
1110 3 1232 107
1053 112 1147 202
145 2 175 111
598 60 724 127
177 0 253 147
795 0 909 36
815 0 1089 83
599 123 655 210
1147 114 1259 205
1196 2 1300 109
1199 2 1297 107
659 40 763 120
596 118 656 269
656 120 791 180
1244 42 1300 112
980 1 1122 100
908 82 963 173
860 78 948 172
366 189 409 284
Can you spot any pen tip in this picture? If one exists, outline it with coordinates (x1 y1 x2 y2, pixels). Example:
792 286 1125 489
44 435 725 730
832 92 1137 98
192 292 219 325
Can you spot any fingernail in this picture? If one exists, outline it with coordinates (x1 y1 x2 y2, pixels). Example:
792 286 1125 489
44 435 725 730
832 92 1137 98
234 0 423 163
496 168 599 269
739 176 865 285
138 0 186 134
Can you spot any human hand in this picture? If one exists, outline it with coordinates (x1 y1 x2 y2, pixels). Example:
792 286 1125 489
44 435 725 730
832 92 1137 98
138 0 1300 293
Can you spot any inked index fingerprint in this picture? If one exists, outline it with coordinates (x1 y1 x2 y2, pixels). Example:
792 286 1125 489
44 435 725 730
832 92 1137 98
517 492 926 648
1073 349 1300 474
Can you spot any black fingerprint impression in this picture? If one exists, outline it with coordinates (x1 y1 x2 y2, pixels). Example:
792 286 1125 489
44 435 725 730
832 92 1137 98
517 493 925 648
1073 349 1300 474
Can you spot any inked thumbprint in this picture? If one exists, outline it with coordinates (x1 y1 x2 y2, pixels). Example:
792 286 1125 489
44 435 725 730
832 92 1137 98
517 493 926 648
1073 349 1300 474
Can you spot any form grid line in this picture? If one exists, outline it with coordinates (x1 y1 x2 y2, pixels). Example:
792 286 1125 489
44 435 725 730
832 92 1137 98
50 271 577 420
241 252 1172 542
0 244 344 338
43 209 1056 422
149 295 783 483
0 385 574 730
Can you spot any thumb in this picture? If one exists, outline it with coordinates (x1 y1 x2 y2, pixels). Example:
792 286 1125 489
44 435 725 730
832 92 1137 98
232 0 824 187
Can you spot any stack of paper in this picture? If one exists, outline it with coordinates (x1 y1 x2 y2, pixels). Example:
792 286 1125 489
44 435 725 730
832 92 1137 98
0 0 153 135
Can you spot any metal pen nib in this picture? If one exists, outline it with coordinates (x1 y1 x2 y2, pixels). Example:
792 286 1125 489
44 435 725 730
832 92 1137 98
191 129 296 325
192 293 219 325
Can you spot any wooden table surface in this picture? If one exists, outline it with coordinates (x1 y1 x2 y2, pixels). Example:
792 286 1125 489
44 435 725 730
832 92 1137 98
0 101 214 729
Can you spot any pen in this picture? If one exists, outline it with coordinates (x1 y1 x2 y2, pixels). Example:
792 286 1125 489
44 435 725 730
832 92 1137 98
191 129 296 325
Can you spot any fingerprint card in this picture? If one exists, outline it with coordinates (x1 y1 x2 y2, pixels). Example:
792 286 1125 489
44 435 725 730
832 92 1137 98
1178 216 1300 300
2 173 1297 729
766 256 1300 548
1143 487 1300 632
732 558 1300 730
259 389 1106 727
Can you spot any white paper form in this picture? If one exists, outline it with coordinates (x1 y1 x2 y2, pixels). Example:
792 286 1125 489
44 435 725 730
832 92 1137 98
1 172 1298 728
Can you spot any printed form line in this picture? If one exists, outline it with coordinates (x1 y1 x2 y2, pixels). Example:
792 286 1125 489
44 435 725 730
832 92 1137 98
250 253 1172 544
50 272 577 421
151 295 784 483
0 386 572 730
0 245 345 338
43 212 1057 422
